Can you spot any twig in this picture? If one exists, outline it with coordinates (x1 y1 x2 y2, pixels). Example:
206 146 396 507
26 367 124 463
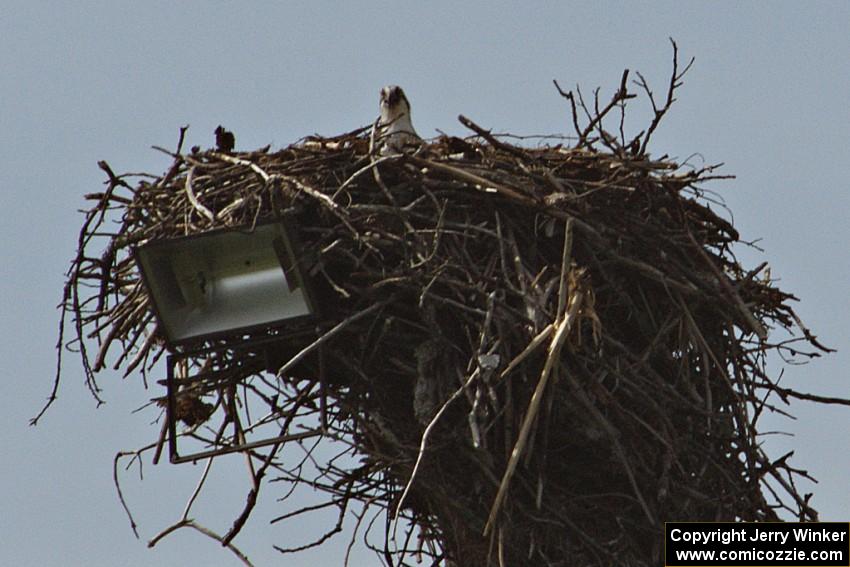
636 38 694 155
552 79 582 140
497 324 554 384
113 450 144 538
392 367 481 539
277 300 390 377
458 115 531 160
184 166 216 222
182 456 214 520
556 217 574 320
333 154 405 200
148 519 255 567
408 156 538 205
771 386 850 407
580 69 635 146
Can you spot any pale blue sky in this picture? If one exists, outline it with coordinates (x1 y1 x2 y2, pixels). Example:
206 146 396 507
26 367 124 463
2 3 848 566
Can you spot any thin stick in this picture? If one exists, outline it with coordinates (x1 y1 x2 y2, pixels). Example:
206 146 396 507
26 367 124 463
113 451 143 538
184 166 216 222
392 368 480 539
408 156 538 205
458 115 531 160
556 217 574 320
333 154 404 200
277 300 389 377
181 456 215 520
497 323 554 384
148 519 255 567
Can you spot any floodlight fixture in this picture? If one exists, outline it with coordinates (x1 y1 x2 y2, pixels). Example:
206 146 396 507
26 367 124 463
134 219 317 347
136 219 326 464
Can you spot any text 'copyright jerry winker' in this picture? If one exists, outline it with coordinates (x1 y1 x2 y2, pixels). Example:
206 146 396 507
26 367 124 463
665 522 849 567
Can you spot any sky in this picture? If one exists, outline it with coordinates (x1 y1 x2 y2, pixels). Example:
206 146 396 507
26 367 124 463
2 2 848 566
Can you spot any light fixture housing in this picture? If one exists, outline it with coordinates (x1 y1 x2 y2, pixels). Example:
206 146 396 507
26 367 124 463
134 219 317 347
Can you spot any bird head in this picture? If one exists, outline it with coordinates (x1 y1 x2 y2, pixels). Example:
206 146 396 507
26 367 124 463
379 85 414 131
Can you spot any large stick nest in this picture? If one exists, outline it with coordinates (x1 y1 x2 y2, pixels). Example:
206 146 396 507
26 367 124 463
52 52 838 566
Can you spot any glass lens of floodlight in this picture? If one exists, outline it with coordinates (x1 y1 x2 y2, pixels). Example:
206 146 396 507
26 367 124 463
136 223 312 344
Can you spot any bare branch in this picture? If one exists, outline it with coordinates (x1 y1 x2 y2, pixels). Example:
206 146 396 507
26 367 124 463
638 38 695 155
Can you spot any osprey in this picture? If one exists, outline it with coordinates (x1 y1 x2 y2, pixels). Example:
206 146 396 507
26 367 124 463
376 85 420 154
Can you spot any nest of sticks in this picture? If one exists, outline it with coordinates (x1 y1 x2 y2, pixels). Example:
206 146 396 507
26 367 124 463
52 51 839 566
